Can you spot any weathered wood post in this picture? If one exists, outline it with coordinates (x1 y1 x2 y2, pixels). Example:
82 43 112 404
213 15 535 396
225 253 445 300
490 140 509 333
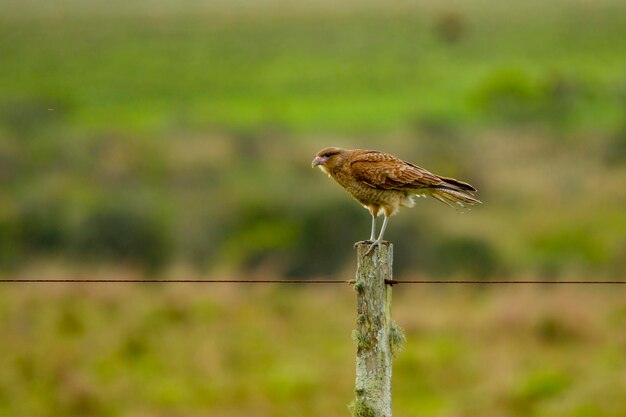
351 241 404 417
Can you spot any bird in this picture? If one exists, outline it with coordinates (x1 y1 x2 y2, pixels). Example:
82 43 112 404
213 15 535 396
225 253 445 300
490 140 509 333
311 147 481 254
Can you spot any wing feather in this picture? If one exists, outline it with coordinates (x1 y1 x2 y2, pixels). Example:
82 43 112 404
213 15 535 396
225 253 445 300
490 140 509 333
349 151 441 190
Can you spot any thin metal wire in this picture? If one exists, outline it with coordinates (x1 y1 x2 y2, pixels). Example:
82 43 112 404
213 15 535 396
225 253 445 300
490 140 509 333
386 280 626 285
0 279 624 284
0 279 351 284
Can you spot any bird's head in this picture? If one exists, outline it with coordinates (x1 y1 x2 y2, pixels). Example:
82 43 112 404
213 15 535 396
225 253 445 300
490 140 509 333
312 147 346 173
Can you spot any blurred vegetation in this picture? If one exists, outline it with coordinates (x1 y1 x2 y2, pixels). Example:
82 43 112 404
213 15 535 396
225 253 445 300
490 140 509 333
1 0 625 279
0 285 625 417
0 1 625 414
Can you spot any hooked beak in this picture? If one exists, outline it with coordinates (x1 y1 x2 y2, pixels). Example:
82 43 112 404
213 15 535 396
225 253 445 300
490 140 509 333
311 156 326 167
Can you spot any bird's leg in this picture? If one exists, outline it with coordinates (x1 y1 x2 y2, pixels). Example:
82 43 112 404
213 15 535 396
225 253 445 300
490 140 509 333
369 214 377 241
365 215 389 255
378 215 389 241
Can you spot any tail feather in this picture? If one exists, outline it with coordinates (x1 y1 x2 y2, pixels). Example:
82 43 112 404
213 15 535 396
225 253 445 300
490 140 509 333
408 174 481 210
437 175 477 192
429 186 482 210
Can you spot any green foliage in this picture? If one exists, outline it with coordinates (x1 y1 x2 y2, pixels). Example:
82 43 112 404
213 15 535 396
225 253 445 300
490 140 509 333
472 69 544 123
534 315 580 344
1 287 624 417
73 203 172 273
219 206 298 268
472 69 592 130
510 369 573 413
1 1 626 134
388 320 406 358
604 121 626 164
0 97 73 135
531 227 608 272
349 398 376 417
352 329 372 351
0 0 625 279
0 214 20 267
284 201 369 278
420 236 500 279
17 200 70 254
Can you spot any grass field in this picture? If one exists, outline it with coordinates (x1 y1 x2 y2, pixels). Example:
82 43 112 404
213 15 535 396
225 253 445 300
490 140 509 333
1 283 625 417
1 0 626 134
1 1 625 415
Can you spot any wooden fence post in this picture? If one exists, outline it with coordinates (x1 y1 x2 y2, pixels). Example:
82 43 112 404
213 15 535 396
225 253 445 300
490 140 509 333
351 241 404 417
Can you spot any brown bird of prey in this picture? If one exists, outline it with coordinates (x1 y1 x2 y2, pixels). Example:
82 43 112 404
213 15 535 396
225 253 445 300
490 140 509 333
312 147 481 253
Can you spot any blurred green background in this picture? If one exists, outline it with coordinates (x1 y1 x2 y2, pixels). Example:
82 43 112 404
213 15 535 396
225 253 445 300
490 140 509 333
1 0 625 416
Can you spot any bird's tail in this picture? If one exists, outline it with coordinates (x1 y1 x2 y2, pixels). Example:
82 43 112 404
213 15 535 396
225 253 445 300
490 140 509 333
428 176 482 209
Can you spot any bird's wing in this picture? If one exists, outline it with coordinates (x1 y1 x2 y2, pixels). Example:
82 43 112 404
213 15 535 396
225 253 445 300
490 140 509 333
349 151 442 190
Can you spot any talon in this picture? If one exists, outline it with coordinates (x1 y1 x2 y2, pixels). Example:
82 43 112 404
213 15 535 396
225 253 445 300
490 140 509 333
365 240 382 255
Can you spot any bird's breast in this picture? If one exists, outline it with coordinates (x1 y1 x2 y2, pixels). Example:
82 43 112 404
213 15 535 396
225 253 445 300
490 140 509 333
330 170 408 215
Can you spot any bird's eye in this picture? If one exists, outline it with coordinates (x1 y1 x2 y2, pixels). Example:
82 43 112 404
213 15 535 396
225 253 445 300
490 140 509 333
323 153 332 158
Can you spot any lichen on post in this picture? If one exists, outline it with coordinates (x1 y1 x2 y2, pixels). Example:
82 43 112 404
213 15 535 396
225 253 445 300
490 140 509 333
351 241 396 417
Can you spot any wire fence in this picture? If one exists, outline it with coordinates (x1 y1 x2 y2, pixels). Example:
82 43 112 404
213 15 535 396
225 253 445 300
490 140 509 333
0 279 624 285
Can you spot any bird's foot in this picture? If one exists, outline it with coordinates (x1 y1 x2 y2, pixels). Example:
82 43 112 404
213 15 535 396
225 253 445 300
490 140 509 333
365 239 382 255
